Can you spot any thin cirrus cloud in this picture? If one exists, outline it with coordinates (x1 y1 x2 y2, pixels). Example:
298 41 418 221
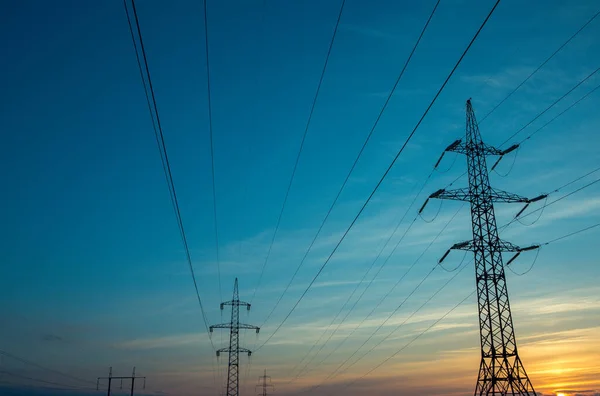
114 333 210 351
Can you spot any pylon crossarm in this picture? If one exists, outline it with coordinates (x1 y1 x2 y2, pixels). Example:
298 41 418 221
439 240 473 263
428 187 530 204
238 347 252 356
519 244 540 252
446 141 504 156
490 144 520 171
452 240 474 251
496 240 523 252
480 142 504 156
489 188 529 203
239 324 260 333
430 187 470 201
442 240 530 259
505 244 541 266
434 139 463 168
221 300 251 309
216 346 254 356
514 194 548 218
216 347 229 357
210 323 233 331
447 141 468 154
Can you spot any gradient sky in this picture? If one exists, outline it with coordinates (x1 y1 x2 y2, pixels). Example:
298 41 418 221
1 0 600 395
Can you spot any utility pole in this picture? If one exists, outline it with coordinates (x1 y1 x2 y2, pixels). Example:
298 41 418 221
421 99 545 395
97 367 146 396
256 369 274 396
210 278 260 396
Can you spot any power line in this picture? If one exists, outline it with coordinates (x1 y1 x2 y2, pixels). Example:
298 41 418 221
256 0 499 351
507 221 600 277
303 166 600 391
547 167 600 195
326 220 600 389
488 80 600 175
286 198 420 380
488 78 600 172
298 259 472 393
479 8 600 123
293 132 600 391
517 80 600 146
122 0 178 219
304 204 466 388
250 0 347 304
499 66 600 146
290 200 464 384
332 260 472 388
259 0 441 325
314 214 600 389
339 290 476 392
0 350 97 387
125 0 213 346
276 0 446 375
0 369 99 392
503 175 600 230
505 248 541 277
298 161 600 385
547 223 600 245
495 172 600 275
202 0 223 302
288 168 467 381
290 126 600 391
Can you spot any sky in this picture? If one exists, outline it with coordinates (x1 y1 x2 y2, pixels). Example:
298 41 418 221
1 0 599 395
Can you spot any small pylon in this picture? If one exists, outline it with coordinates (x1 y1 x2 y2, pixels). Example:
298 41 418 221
256 369 274 396
210 278 260 396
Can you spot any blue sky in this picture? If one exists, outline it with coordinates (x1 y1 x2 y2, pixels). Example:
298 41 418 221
1 0 599 395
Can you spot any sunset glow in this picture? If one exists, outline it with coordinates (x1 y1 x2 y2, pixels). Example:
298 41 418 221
1 0 599 395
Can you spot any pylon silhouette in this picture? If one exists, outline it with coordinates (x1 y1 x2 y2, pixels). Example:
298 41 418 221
256 369 274 396
421 99 545 395
210 278 260 396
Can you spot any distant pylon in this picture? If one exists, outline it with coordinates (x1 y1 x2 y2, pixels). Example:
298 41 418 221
256 369 274 396
210 278 260 396
421 99 546 395
97 367 146 396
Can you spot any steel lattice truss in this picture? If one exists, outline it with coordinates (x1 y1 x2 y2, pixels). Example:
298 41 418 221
426 99 538 395
210 279 260 396
256 369 274 396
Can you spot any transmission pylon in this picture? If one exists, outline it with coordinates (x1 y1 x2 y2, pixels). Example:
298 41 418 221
256 369 274 396
97 367 146 396
421 99 546 395
210 278 260 396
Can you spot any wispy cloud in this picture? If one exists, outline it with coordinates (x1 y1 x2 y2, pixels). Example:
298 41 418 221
541 197 600 222
461 65 537 89
41 334 63 342
114 333 210 350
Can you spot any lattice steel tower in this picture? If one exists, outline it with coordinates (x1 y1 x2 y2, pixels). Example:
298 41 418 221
423 99 544 395
210 278 260 396
256 369 274 396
